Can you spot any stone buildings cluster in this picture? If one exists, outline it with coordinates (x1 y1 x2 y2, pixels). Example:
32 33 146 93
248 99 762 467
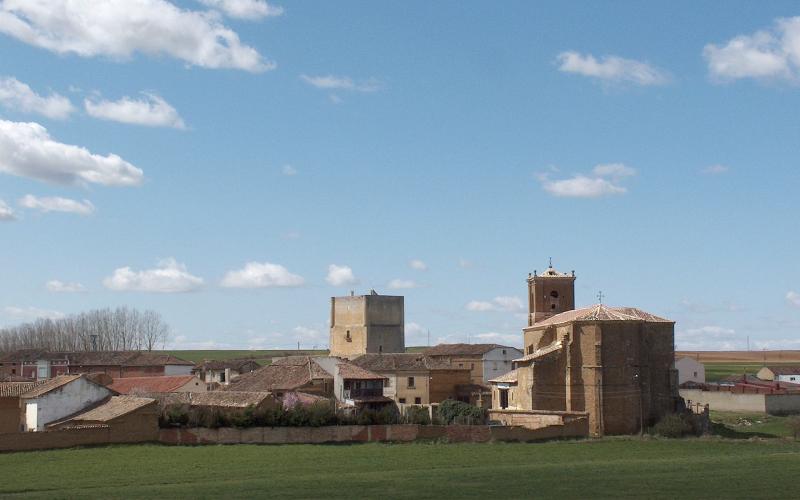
0 261 687 439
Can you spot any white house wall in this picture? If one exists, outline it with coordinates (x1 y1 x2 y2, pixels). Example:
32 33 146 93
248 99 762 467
26 378 112 431
164 365 194 376
482 347 523 384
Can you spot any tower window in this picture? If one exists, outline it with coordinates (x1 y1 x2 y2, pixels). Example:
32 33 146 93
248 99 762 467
345 330 352 342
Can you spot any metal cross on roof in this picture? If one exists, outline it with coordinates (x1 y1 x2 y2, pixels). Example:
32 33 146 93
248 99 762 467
597 291 604 304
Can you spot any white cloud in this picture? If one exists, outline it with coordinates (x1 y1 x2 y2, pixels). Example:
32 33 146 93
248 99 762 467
300 75 382 93
405 322 424 335
45 280 86 293
787 291 800 307
84 93 185 129
701 164 729 175
221 261 305 288
0 77 74 119
466 296 524 312
592 163 636 179
409 259 427 271
292 325 324 343
326 264 357 286
387 279 419 290
557 51 669 86
0 0 272 72
4 306 64 321
0 199 15 221
281 164 297 176
675 325 742 350
539 163 635 198
198 0 283 20
542 175 626 198
458 258 473 269
0 120 143 186
103 258 203 293
19 194 95 215
703 18 800 82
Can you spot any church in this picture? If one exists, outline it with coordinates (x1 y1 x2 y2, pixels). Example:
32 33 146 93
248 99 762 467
489 262 680 436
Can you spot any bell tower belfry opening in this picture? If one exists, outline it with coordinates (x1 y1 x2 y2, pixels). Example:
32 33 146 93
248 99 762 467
527 260 576 326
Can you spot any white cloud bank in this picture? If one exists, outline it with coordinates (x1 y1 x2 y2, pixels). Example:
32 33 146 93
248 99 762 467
466 296 524 312
0 77 74 119
300 75 382 92
675 325 742 351
85 93 186 129
326 264 356 286
0 120 143 186
281 164 297 176
19 194 95 215
557 51 669 86
0 199 15 221
704 17 800 82
103 258 203 293
45 280 86 293
0 0 272 72
539 163 636 198
4 305 64 321
221 262 305 288
787 291 800 307
198 0 283 20
701 164 729 175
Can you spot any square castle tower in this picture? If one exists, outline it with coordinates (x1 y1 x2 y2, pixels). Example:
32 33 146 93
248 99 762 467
527 261 576 325
329 290 405 358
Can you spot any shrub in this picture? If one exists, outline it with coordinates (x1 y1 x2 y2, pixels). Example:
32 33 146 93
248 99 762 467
438 399 485 425
357 409 379 425
160 406 189 428
651 413 696 438
403 406 431 425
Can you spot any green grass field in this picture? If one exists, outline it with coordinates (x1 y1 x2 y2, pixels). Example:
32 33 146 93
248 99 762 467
710 411 795 438
704 363 765 382
1 439 799 499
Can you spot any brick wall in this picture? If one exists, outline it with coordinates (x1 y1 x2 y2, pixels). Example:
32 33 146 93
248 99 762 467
0 398 20 434
158 422 587 446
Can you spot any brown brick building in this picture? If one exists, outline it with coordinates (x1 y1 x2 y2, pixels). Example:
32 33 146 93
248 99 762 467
490 263 680 436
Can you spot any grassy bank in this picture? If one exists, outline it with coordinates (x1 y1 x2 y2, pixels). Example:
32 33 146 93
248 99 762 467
1 440 798 499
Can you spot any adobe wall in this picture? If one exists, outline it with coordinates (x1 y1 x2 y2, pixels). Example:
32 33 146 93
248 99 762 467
0 398 20 434
764 394 800 415
429 369 472 403
0 420 159 453
486 409 587 430
158 423 587 446
680 389 767 413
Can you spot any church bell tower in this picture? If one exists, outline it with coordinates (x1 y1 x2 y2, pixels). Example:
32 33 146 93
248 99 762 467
527 259 576 326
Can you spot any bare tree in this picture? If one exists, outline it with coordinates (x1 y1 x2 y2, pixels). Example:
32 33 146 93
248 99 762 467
0 307 170 352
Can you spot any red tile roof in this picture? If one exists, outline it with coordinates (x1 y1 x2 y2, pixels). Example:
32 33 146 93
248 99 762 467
0 380 46 397
529 304 672 328
423 344 518 356
337 363 385 380
764 366 800 376
109 375 202 394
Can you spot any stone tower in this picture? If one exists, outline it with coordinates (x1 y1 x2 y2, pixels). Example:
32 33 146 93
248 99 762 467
527 260 576 326
329 290 405 358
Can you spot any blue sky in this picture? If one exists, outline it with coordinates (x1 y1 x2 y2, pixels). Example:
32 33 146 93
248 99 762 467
1 0 799 351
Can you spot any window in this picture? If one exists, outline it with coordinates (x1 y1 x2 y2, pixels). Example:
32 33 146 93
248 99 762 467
493 362 498 370
502 349 506 355
470 363 474 369
458 363 463 368
414 397 422 405
220 372 226 383
399 398 406 404
407 377 415 388
693 372 698 378
385 378 391 387
345 330 352 342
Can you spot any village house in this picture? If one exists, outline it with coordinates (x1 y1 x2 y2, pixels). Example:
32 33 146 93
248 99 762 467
225 356 333 399
488 264 679 436
756 366 800 384
675 356 706 385
20 374 115 431
422 344 522 386
48 395 159 435
0 350 194 380
193 359 260 385
108 375 207 394
0 380 45 433
350 353 472 405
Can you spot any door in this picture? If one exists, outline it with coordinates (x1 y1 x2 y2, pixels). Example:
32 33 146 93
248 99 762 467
499 389 509 409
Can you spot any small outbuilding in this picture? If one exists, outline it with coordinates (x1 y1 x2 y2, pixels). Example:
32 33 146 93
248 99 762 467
675 357 706 385
20 375 114 431
757 366 800 384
